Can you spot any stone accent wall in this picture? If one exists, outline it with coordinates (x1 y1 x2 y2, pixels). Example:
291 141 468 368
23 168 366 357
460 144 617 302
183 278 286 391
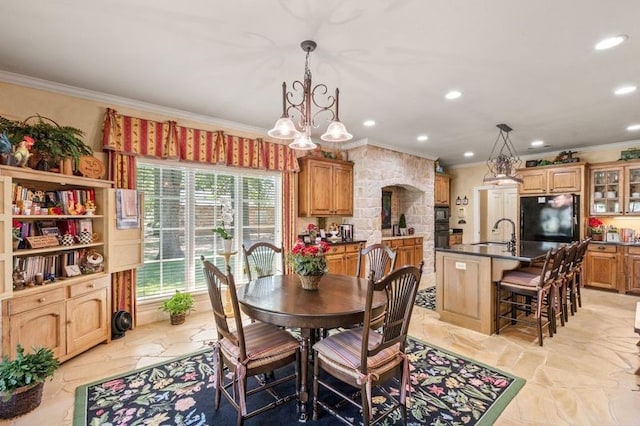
346 145 436 272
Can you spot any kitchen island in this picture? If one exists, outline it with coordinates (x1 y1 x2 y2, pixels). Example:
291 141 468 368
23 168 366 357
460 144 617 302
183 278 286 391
435 241 561 335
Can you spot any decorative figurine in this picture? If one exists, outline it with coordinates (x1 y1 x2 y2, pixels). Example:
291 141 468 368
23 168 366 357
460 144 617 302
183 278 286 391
12 136 35 167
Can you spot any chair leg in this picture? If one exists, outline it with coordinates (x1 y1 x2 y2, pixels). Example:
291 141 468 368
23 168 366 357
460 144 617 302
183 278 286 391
312 352 320 421
361 382 371 426
495 282 501 335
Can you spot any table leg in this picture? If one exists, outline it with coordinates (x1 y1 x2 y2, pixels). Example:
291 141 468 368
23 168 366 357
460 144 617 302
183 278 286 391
297 328 312 422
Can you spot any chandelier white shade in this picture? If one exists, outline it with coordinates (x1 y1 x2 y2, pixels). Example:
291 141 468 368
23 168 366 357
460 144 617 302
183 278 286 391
268 40 352 150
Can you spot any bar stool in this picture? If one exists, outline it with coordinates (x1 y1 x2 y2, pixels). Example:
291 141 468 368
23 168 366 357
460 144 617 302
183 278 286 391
495 246 565 346
568 238 590 315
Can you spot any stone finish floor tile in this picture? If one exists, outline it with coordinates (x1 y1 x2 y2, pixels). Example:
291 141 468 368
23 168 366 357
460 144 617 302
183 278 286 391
1 287 639 425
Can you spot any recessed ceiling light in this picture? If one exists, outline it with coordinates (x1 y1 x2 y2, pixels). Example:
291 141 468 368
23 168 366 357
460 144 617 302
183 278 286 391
628 124 640 131
595 35 628 50
445 90 462 100
464 151 474 157
417 135 429 142
614 85 637 95
363 120 376 127
531 140 544 147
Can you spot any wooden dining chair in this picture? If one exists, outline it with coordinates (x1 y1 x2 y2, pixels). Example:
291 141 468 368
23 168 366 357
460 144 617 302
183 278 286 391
202 257 300 426
495 247 565 346
242 241 284 282
312 262 423 425
355 243 397 280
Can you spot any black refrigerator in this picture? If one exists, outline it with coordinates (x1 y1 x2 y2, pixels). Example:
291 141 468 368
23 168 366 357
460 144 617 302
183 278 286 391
520 194 579 243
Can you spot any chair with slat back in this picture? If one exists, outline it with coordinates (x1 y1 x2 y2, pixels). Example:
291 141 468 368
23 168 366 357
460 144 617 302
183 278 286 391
312 261 423 425
569 238 590 314
355 243 397 280
242 242 284 282
495 247 565 346
201 256 299 426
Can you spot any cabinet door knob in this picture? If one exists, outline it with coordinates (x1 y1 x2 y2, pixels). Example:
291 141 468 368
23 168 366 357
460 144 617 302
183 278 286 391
38 298 46 303
598 246 605 250
88 283 95 288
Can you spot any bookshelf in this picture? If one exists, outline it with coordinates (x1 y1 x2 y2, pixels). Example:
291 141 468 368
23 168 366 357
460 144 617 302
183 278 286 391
0 165 142 361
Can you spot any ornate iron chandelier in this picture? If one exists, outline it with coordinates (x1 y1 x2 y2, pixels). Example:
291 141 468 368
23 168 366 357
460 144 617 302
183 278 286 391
483 123 523 185
268 40 352 150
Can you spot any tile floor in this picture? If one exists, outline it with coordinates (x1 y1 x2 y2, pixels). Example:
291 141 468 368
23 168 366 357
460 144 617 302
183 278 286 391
2 286 639 425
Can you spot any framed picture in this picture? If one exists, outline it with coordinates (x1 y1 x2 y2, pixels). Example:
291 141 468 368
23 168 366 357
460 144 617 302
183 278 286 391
381 191 392 229
41 227 60 236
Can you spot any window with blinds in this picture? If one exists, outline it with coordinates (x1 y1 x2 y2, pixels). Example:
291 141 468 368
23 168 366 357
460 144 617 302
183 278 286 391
136 160 282 300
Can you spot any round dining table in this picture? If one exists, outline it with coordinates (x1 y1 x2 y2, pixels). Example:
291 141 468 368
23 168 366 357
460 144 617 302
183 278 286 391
237 273 385 422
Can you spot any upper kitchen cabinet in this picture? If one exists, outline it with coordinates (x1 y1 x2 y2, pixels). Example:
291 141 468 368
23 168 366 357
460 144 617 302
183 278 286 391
434 174 450 206
298 157 353 216
518 163 585 195
590 160 640 216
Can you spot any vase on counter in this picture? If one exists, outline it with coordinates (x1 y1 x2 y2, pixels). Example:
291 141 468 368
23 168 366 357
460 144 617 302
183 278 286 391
297 273 324 291
591 232 603 241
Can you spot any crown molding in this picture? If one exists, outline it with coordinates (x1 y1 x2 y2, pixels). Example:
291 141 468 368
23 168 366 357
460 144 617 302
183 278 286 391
0 70 268 136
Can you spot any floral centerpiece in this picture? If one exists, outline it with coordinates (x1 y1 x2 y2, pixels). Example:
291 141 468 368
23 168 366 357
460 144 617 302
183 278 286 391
287 239 330 290
588 217 603 240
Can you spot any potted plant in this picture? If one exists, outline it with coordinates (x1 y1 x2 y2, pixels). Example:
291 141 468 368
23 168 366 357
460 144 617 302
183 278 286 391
0 344 60 419
0 114 93 173
399 213 408 236
287 239 330 290
588 217 604 241
214 197 234 252
160 291 195 325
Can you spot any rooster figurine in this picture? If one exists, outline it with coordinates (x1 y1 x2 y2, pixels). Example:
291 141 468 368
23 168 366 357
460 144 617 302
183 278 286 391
12 136 35 167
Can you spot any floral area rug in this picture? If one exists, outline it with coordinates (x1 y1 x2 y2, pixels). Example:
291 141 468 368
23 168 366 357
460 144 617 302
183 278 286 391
74 336 524 426
415 286 436 310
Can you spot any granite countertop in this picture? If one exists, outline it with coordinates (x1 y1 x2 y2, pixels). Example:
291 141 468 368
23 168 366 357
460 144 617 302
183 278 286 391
436 240 565 262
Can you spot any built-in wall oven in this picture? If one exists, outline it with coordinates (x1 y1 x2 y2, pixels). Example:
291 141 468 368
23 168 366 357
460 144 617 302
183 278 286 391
435 207 450 249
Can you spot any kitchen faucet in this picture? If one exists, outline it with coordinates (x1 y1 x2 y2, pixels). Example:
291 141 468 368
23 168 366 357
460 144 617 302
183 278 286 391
493 218 517 251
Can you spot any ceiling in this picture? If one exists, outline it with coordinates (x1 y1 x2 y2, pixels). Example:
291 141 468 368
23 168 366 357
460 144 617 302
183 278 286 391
1 1 639 167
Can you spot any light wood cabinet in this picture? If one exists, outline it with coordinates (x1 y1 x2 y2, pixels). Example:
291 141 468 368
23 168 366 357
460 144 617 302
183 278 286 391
2 275 110 361
325 243 360 275
584 243 619 291
434 174 450 206
449 234 463 246
624 246 640 295
589 161 640 216
383 237 423 268
298 157 353 216
518 163 584 195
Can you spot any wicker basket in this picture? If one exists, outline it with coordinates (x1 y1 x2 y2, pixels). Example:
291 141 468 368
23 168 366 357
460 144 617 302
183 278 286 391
0 382 44 419
298 273 324 291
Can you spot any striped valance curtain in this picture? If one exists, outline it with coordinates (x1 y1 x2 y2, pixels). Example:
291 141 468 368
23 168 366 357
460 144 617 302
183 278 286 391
102 108 299 172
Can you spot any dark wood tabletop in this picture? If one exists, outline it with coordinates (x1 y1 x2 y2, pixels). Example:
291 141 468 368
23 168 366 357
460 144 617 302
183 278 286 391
237 273 385 422
237 273 384 329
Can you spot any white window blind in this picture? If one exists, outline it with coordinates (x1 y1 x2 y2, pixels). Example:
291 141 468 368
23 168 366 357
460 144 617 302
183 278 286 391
136 160 282 301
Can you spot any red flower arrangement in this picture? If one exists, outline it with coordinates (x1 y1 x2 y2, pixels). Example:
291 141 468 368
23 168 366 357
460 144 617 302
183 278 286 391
287 239 330 276
12 220 22 241
588 217 603 233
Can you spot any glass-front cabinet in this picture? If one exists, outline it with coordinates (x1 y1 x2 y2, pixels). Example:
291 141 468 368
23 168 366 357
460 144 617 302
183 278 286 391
590 167 621 215
625 165 640 215
590 161 640 216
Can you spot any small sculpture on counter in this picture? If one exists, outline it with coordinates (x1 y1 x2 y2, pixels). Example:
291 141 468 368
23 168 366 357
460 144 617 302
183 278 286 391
12 136 35 167
0 131 13 165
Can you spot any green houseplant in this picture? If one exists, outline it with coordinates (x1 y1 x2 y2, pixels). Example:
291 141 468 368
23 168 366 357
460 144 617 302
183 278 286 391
0 344 60 419
0 114 93 172
399 213 407 235
160 291 195 325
